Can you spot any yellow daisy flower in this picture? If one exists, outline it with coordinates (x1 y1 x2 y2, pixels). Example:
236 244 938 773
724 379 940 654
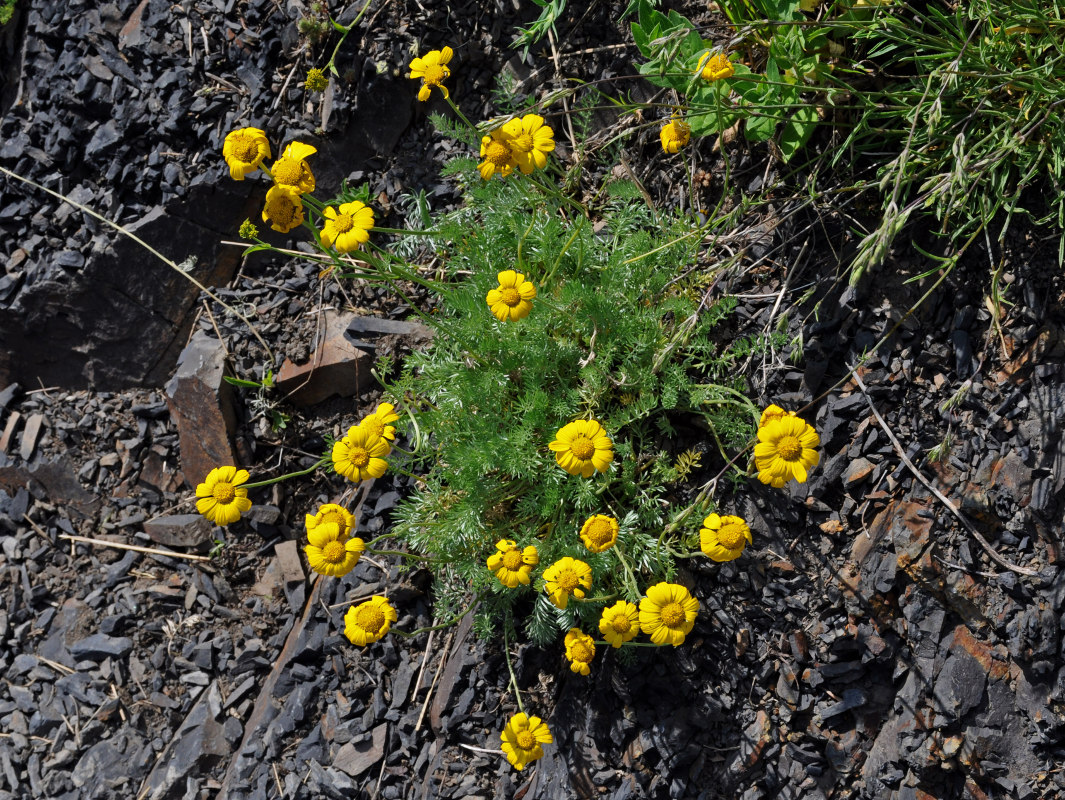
486 270 536 322
639 582 699 647
660 118 691 154
321 200 375 253
358 402 400 442
408 46 453 101
305 503 356 539
305 521 365 578
344 596 397 646
754 415 821 487
563 628 596 676
478 129 517 180
548 419 613 478
500 713 553 771
332 425 390 483
696 51 734 82
262 184 305 233
578 514 619 553
599 600 639 648
269 141 317 194
499 114 555 175
222 127 271 180
195 466 253 526
486 539 539 588
759 403 793 428
542 557 592 610
699 513 752 562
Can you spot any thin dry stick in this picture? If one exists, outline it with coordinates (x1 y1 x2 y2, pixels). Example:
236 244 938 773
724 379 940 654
415 629 454 732
272 763 284 797
851 371 1038 577
57 533 212 562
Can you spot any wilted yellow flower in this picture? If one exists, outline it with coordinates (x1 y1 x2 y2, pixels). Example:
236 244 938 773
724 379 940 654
238 219 259 239
499 114 555 174
358 402 400 442
660 118 691 154
305 68 329 92
269 141 317 194
696 51 734 82
408 46 453 101
344 596 397 646
548 419 613 478
478 130 517 180
500 713 552 771
563 628 596 676
332 425 390 482
639 582 699 647
222 127 271 180
754 415 820 487
486 539 539 588
262 184 305 233
195 466 252 526
542 557 592 609
320 200 375 253
305 503 356 539
305 521 365 577
599 600 639 648
486 270 536 322
699 513 752 562
579 514 619 553
759 404 793 427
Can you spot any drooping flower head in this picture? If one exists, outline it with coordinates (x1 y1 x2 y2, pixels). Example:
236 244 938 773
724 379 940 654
344 596 397 646
599 600 639 648
759 403 793 428
478 130 517 181
501 712 553 771
262 184 305 233
754 414 820 488
223 127 271 180
579 514 619 553
305 521 365 578
486 270 536 322
542 557 592 610
699 513 752 562
639 582 699 647
195 466 252 526
358 402 400 442
408 46 453 101
660 118 691 154
305 68 329 93
305 503 356 539
321 201 375 253
549 419 613 478
269 141 317 194
500 114 555 175
332 425 390 483
696 51 735 83
564 628 596 676
486 539 539 588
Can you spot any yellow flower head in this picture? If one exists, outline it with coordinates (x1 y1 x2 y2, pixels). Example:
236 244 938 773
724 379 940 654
696 51 735 83
195 466 252 526
548 419 613 478
269 141 317 194
759 404 793 428
305 68 329 93
486 270 536 322
321 200 375 253
542 557 592 609
262 184 305 233
599 600 639 648
332 425 390 483
563 628 596 676
660 118 691 154
478 130 517 181
639 582 699 647
699 513 752 562
305 503 356 539
500 712 553 771
223 127 271 180
754 415 820 488
499 114 556 175
358 401 400 443
344 596 397 646
408 46 453 102
579 514 619 553
305 521 365 578
486 539 539 588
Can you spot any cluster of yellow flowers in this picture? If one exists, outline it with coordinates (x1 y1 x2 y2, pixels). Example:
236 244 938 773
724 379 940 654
658 50 735 154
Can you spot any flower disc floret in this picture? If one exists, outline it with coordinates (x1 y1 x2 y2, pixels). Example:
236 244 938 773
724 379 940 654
486 539 539 588
223 127 271 180
408 46 453 101
579 514 619 553
262 184 305 233
599 601 639 648
305 521 365 577
660 118 691 154
358 402 400 442
195 466 252 526
697 51 735 82
499 114 556 174
269 141 317 194
549 419 613 478
305 503 356 538
500 713 552 771
564 628 596 676
542 557 592 609
344 596 397 646
321 201 375 253
486 270 536 321
305 68 329 92
478 133 516 180
754 415 821 488
639 582 699 647
332 425 390 483
699 513 753 562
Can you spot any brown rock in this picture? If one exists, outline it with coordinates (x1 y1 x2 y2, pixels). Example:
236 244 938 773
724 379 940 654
275 540 305 585
19 413 44 461
276 310 373 406
947 625 1010 682
844 457 875 486
334 723 387 778
0 459 101 517
0 411 20 453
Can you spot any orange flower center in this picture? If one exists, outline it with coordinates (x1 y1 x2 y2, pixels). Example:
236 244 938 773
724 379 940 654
332 213 354 233
610 613 631 634
423 63 447 85
718 523 746 550
555 568 579 592
348 445 370 468
570 435 595 461
512 133 534 152
319 510 346 530
777 435 802 461
502 549 524 570
500 287 521 307
322 540 347 564
212 482 236 503
571 640 594 662
515 730 535 750
583 518 614 547
486 140 512 166
660 602 685 628
272 159 302 185
356 604 386 634
235 138 259 162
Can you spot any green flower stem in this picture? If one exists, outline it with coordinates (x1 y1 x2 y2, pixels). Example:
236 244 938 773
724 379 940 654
573 593 617 604
612 547 641 600
503 626 526 716
324 0 373 76
391 601 473 638
372 226 437 236
241 456 329 489
444 96 480 136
